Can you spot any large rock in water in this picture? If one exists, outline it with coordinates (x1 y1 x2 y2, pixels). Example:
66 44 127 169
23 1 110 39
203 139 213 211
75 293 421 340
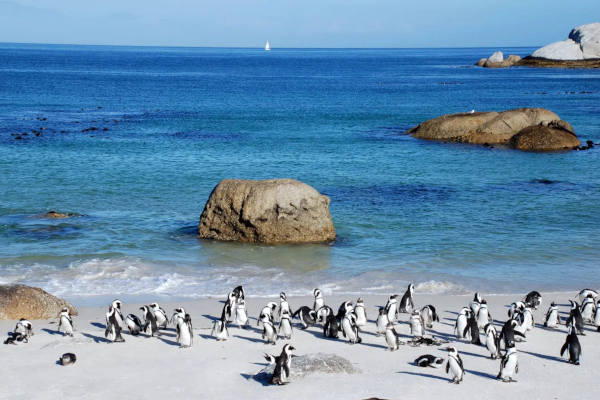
253 353 359 384
475 51 521 68
0 284 78 320
407 108 580 152
198 179 336 244
509 121 581 152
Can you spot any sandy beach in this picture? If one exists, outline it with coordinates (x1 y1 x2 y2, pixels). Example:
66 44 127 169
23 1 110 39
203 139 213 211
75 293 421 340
2 291 598 400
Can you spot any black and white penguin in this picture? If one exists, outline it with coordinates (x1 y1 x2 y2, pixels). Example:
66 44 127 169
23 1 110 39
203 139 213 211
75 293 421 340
265 344 295 385
508 301 525 319
211 304 229 341
105 306 125 342
524 290 542 310
420 305 439 329
410 309 425 337
232 285 245 301
560 323 582 365
567 300 585 335
322 309 340 338
445 346 464 384
3 331 27 345
173 308 193 348
515 306 534 334
258 302 278 326
463 310 481 345
384 323 403 351
375 306 390 336
476 300 492 330
261 314 278 345
399 284 415 314
499 319 525 349
14 318 33 339
497 346 519 382
292 306 317 329
577 288 598 304
224 291 236 322
454 307 469 339
125 313 143 336
544 302 561 328
278 310 293 340
384 294 399 323
580 294 596 323
484 323 500 359
354 297 367 329
279 292 292 322
110 299 124 327
150 302 168 329
470 292 482 316
341 302 361 344
58 353 77 366
233 298 249 328
313 289 325 322
139 305 160 337
58 307 74 337
415 354 444 368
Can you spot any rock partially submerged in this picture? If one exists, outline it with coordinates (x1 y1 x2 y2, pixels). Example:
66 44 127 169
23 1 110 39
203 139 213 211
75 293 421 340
0 284 78 320
253 353 359 384
37 211 82 219
475 51 521 68
407 108 580 152
198 179 335 244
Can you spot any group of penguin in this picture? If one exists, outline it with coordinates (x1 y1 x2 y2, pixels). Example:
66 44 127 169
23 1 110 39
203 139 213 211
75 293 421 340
4 285 600 386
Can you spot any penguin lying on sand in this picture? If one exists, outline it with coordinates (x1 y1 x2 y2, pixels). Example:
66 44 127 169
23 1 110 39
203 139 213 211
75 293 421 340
292 306 317 329
415 354 444 368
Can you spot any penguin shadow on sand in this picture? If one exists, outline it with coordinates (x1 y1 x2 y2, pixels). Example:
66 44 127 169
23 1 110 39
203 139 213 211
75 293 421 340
233 334 266 344
41 328 63 336
464 368 497 381
520 349 565 363
456 349 490 360
202 314 219 322
397 369 448 382
158 336 179 346
80 332 111 343
90 322 105 329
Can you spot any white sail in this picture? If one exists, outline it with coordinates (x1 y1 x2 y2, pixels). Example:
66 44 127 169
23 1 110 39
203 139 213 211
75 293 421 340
265 41 271 51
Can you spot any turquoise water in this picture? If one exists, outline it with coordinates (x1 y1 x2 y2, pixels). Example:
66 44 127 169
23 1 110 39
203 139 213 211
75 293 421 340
1 44 599 303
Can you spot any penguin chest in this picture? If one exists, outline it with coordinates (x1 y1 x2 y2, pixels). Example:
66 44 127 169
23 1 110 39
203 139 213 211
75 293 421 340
355 308 367 326
486 332 497 352
342 318 356 340
385 330 397 348
448 358 462 377
377 315 389 332
280 320 292 337
411 319 422 336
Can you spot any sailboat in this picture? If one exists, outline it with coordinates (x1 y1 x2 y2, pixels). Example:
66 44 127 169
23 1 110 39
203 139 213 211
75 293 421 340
265 41 271 51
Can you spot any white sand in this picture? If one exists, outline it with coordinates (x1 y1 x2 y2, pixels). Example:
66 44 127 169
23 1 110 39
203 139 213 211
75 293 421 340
2 292 598 399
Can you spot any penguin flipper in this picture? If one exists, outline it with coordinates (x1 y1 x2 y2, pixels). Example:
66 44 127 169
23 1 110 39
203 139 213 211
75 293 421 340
445 361 449 374
560 342 568 357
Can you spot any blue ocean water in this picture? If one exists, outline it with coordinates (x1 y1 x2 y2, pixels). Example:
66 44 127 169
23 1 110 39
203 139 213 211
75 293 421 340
1 44 599 303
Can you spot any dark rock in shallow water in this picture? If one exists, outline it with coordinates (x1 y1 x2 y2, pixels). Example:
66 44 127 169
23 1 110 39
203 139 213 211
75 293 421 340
253 353 359 384
38 211 82 219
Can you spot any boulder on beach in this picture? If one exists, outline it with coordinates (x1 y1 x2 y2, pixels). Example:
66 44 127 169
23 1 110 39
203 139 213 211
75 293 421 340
198 178 336 244
407 108 580 152
0 284 78 320
475 51 521 68
509 122 581 152
253 353 359 384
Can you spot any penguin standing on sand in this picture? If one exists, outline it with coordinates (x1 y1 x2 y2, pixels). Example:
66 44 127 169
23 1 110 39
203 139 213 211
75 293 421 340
385 294 399 323
140 305 160 337
111 299 124 327
278 292 292 322
150 302 168 329
420 305 439 328
476 300 492 330
454 307 469 339
211 305 229 341
313 289 325 322
322 308 340 338
508 301 525 319
376 307 390 336
497 346 519 382
499 319 525 349
58 308 74 337
173 308 193 348
464 310 481 345
470 292 482 317
278 310 293 340
445 346 465 384
354 298 367 329
384 323 403 351
399 284 415 313
341 302 361 344
561 323 582 365
224 291 237 322
544 302 561 328
264 344 295 385
580 294 596 323
233 298 249 328
261 314 278 345
105 306 125 342
292 306 317 329
410 309 425 337
567 300 585 335
125 314 143 336
484 323 500 359
258 302 278 326
415 354 444 368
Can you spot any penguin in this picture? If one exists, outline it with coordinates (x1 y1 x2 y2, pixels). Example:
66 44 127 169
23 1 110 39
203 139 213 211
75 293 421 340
580 294 595 323
292 306 317 329
484 323 500 359
384 323 403 351
278 310 293 340
463 310 481 345
211 304 229 341
58 307 74 337
150 302 168 329
524 290 542 310
420 304 439 329
415 354 444 368
375 307 389 336
454 307 469 339
232 285 245 301
567 300 585 335
544 302 561 328
4 331 28 345
265 344 295 385
313 289 325 322
445 346 465 384
518 306 535 332
499 319 525 349
125 314 143 336
58 353 77 366
110 299 124 327
399 284 415 313
354 297 367 329
139 305 160 337
258 302 278 326
261 314 278 345
105 306 125 342
322 309 340 339
470 292 482 316
384 294 399 323
476 300 492 330
224 291 236 322
233 298 249 328
508 301 525 319
341 303 361 344
560 323 582 365
278 292 292 322
577 288 598 303
14 318 33 339
497 346 519 382
410 309 425 337
173 308 193 348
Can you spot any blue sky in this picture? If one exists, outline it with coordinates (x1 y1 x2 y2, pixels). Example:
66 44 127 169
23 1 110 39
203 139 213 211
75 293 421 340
0 0 596 47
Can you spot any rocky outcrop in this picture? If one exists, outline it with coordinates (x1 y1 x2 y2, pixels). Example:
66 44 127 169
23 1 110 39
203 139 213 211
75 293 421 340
253 353 359 384
198 179 336 244
475 51 521 68
37 211 81 219
0 284 78 320
508 121 581 152
407 108 580 152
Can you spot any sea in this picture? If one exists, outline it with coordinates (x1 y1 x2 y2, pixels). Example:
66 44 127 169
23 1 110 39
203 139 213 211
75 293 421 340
1 44 599 305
